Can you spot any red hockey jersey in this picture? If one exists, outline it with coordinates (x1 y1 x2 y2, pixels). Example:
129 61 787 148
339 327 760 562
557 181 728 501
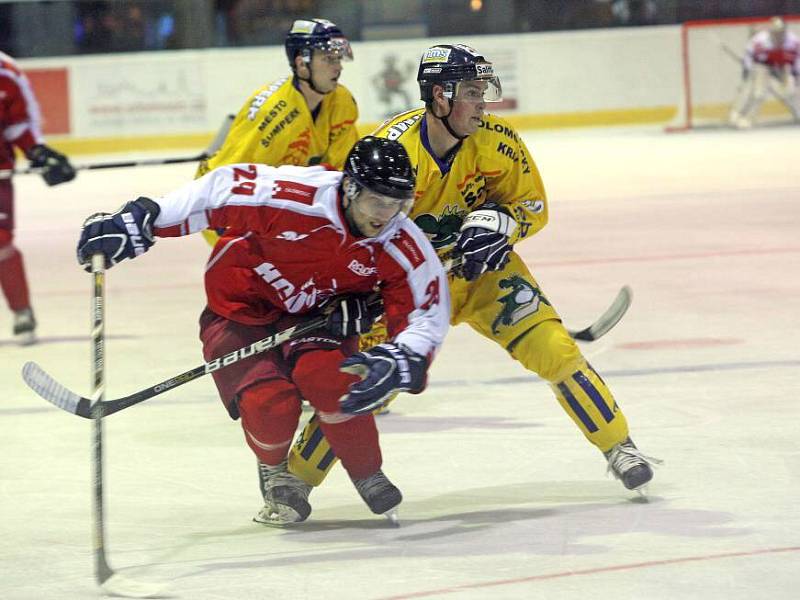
153 163 450 359
0 51 44 169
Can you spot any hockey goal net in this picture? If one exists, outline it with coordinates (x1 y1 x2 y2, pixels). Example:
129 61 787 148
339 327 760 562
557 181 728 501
667 15 800 131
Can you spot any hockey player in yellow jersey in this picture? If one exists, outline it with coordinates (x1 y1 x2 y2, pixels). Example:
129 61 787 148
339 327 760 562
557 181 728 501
289 43 659 495
198 18 359 246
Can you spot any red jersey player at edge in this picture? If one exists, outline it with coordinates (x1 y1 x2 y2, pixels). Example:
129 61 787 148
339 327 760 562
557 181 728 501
1 51 75 344
75 136 449 525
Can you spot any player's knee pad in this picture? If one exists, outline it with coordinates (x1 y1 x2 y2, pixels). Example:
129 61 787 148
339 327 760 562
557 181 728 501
509 319 583 382
237 379 303 463
288 414 339 486
292 349 359 413
551 362 629 453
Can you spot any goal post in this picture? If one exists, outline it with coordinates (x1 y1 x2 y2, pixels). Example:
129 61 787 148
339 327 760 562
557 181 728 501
666 14 800 131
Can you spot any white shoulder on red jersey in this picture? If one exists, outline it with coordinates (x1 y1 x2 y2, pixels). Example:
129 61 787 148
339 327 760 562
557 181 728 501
152 163 344 236
377 217 450 360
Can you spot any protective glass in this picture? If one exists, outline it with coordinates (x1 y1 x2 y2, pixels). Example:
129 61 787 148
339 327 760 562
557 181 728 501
313 37 354 62
451 78 503 103
353 189 411 220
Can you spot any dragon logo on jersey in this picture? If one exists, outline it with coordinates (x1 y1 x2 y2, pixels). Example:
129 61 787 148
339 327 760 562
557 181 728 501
491 275 551 334
413 208 465 250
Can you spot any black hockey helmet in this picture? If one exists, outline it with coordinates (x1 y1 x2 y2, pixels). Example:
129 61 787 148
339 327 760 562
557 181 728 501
344 136 415 200
284 18 353 67
417 44 502 104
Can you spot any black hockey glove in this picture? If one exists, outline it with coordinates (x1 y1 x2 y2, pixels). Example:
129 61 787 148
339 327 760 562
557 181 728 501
339 343 428 415
28 144 76 186
454 201 517 282
76 197 160 271
326 293 383 338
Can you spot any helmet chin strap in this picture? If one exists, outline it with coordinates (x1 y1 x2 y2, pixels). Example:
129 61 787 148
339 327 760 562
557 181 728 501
296 56 330 96
433 99 469 141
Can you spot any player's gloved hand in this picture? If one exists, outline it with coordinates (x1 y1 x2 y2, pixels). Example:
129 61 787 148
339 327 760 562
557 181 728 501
339 343 428 414
454 201 517 281
76 197 160 271
326 294 383 337
27 144 76 186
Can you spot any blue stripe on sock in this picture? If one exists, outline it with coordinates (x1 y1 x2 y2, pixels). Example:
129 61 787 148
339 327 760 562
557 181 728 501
317 448 337 471
557 382 598 433
573 370 615 423
300 424 324 460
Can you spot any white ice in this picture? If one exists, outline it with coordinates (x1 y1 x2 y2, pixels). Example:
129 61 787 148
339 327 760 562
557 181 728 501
2 124 799 599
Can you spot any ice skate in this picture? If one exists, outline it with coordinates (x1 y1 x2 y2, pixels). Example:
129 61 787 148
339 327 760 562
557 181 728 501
253 460 312 526
605 437 662 493
13 308 36 346
352 469 402 525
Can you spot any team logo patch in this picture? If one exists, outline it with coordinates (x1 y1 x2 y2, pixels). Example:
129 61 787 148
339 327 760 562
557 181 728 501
392 228 425 269
276 231 309 241
491 275 551 334
273 180 316 204
414 210 464 249
421 47 451 63
290 20 317 34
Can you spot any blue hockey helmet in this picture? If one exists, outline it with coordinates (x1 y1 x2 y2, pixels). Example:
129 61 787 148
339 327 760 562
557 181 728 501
284 19 353 68
417 44 502 104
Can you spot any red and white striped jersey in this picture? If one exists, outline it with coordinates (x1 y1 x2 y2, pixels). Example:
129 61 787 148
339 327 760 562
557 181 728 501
153 163 450 359
0 51 45 169
744 30 800 73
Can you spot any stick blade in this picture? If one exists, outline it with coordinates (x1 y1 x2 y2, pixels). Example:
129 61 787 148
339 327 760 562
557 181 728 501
570 285 633 342
101 573 168 598
21 361 92 417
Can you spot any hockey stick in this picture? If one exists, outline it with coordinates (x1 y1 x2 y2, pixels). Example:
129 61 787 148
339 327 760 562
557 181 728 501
0 114 233 179
21 257 632 419
87 254 165 598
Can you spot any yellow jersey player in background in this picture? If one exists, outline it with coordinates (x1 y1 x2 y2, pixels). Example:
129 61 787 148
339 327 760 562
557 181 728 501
197 18 359 246
289 43 659 495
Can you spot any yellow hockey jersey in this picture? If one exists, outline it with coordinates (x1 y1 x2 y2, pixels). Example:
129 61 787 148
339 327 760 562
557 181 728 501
373 109 548 256
198 76 359 176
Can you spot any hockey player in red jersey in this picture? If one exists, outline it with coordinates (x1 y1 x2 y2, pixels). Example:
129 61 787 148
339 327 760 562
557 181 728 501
0 51 75 344
729 16 800 128
76 136 449 524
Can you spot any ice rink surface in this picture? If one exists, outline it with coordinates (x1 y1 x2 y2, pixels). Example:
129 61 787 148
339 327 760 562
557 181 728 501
2 124 799 599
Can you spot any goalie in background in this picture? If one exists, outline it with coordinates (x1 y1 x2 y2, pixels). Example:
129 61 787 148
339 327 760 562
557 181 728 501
75 136 449 525
729 16 800 129
1 51 75 345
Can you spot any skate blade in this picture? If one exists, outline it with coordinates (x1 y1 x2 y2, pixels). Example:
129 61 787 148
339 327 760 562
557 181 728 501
101 573 167 598
15 332 37 346
383 508 400 527
253 504 304 527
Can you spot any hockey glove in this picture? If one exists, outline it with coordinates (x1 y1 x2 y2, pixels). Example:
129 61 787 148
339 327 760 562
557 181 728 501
454 201 517 281
326 293 383 338
339 343 428 415
76 197 161 271
28 144 76 186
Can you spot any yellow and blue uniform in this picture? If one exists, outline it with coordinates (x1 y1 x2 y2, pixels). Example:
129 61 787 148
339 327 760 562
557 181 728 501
197 76 359 245
289 108 630 485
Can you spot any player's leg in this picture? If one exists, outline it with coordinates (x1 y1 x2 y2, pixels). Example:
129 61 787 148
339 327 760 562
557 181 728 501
198 309 311 523
769 67 800 120
729 67 761 128
292 347 402 516
0 181 35 343
452 252 656 490
287 318 395 487
201 228 221 247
